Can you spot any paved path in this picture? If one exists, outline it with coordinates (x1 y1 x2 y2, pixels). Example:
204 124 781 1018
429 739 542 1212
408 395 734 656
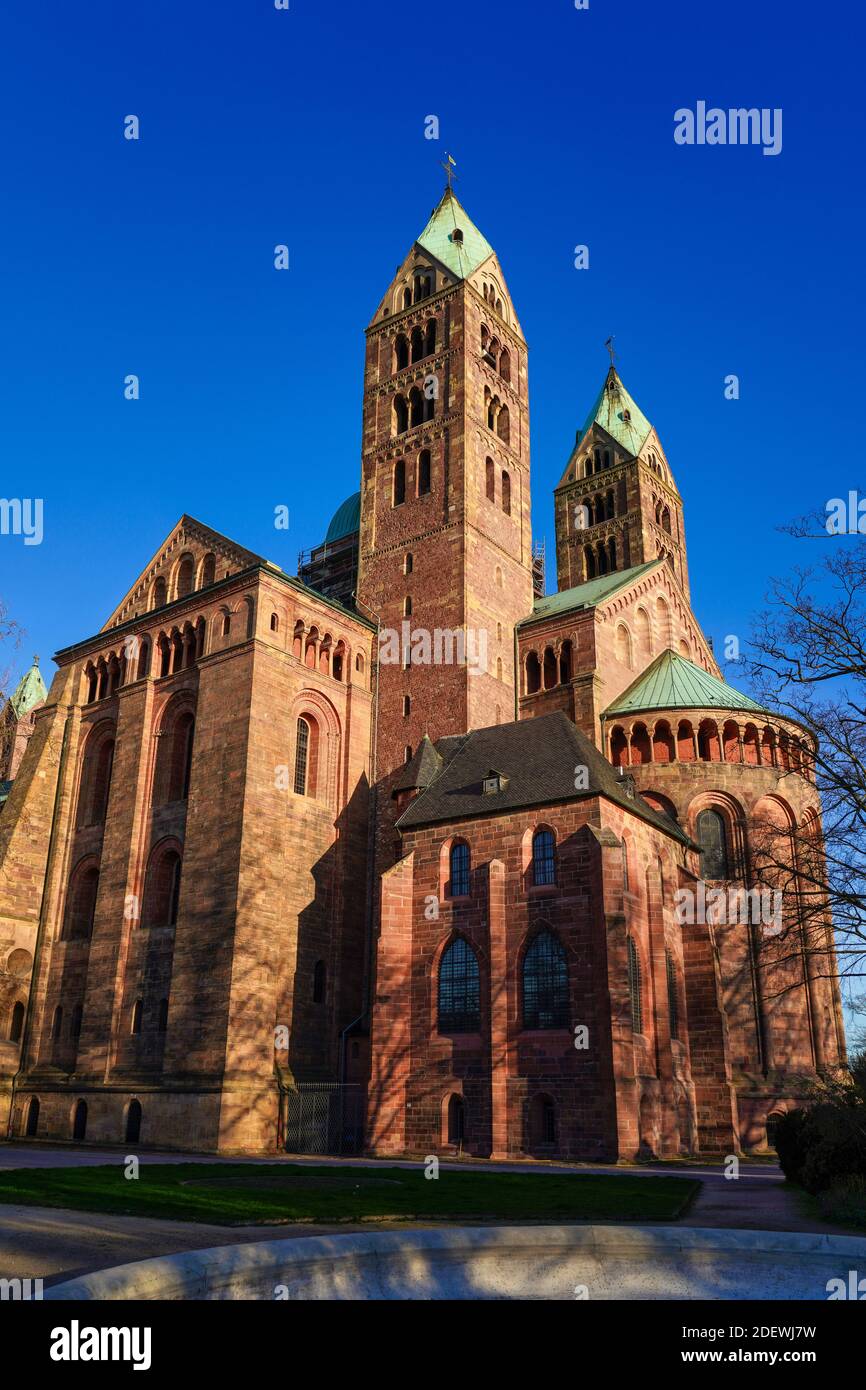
0 1141 842 1284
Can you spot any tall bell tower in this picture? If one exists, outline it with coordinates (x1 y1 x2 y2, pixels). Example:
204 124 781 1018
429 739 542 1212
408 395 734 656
357 187 534 779
554 365 690 598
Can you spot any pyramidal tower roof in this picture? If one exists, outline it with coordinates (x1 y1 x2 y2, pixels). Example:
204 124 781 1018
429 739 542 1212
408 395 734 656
605 650 765 718
579 365 654 457
8 656 48 718
416 187 495 280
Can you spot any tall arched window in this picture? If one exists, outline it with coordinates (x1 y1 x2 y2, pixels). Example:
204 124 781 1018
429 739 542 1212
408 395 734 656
449 841 470 897
152 576 167 610
393 458 406 506
176 553 195 599
666 950 679 1040
9 1001 25 1043
697 808 728 880
201 552 216 587
154 709 195 805
63 861 100 941
293 716 317 796
497 403 510 444
395 334 409 371
438 937 480 1033
501 470 511 515
627 936 643 1034
394 395 408 434
131 999 143 1035
141 845 182 929
485 457 495 502
523 931 568 1029
417 449 431 496
77 733 115 827
25 1096 39 1136
447 1093 465 1145
532 829 556 886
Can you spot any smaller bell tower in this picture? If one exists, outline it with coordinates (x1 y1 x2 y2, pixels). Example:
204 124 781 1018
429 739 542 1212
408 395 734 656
554 365 689 598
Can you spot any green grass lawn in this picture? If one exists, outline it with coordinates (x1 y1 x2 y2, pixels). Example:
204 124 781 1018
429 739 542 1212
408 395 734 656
0 1162 699 1226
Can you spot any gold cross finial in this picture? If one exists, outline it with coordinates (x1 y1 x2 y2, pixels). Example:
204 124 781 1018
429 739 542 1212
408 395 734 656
605 336 616 367
441 152 458 191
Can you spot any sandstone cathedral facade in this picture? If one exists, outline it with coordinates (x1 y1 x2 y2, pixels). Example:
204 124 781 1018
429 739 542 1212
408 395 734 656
0 189 846 1160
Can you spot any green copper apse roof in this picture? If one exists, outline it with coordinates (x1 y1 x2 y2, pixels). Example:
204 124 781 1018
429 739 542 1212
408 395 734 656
518 561 661 628
324 491 360 543
416 188 495 281
9 658 47 717
578 366 653 457
605 650 765 718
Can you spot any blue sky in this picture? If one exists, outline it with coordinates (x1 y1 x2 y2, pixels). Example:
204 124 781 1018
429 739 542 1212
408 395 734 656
0 0 863 687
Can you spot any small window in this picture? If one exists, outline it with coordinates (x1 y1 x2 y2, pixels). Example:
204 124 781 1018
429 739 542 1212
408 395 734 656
131 999 143 1035
393 458 406 506
451 228 463 244
403 695 411 717
222 613 231 637
404 744 412 764
404 552 413 575
501 470 511 516
270 613 279 632
449 841 470 897
126 1099 142 1144
532 829 556 886
418 449 431 495
447 1093 465 1144
9 1001 25 1043
404 595 412 617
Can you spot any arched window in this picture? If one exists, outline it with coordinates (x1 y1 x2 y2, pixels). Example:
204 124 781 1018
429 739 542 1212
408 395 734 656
449 841 470 897
438 937 480 1033
77 733 115 827
136 636 151 681
131 999 143 1035
25 1096 39 1136
666 950 679 1040
409 386 424 428
403 596 412 617
697 808 728 880
154 709 195 805
501 470 511 515
447 1093 465 1145
51 1006 63 1040
497 403 510 444
201 553 216 587
270 612 279 632
532 829 556 886
394 395 408 434
485 457 495 502
9 1001 25 1043
294 716 311 795
72 1099 87 1142
152 576 167 610
499 347 511 383
393 458 406 506
627 937 643 1034
63 861 99 941
141 844 182 929
395 334 409 371
71 1003 83 1040
425 319 437 356
176 553 195 599
222 612 231 637
404 552 413 575
523 931 568 1029
418 449 431 495
410 326 424 363
312 960 325 1004
126 1099 142 1143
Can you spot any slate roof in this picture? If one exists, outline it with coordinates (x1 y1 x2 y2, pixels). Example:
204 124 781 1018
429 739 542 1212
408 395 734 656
518 560 661 628
395 711 692 844
416 188 495 281
605 650 765 718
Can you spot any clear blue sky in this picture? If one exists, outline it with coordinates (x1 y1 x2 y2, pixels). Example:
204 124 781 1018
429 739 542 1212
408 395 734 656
1 0 863 687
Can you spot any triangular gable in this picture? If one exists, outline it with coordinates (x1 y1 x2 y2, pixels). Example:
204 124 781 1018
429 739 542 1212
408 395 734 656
101 515 266 632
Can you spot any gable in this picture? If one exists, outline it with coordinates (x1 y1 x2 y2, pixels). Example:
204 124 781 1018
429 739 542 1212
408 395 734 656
101 515 266 632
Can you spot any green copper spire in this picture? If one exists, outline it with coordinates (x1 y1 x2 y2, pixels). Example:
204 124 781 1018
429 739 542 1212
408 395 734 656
9 656 48 718
578 365 654 457
416 187 494 281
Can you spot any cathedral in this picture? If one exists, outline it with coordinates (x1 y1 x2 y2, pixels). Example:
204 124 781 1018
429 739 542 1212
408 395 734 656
0 187 846 1160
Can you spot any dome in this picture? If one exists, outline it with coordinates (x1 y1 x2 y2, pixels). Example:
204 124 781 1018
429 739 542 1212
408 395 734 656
324 491 361 544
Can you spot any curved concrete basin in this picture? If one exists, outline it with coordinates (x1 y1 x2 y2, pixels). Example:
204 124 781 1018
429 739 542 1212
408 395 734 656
45 1225 866 1301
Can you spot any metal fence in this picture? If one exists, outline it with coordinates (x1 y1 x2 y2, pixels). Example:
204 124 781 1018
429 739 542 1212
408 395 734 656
283 1083 363 1155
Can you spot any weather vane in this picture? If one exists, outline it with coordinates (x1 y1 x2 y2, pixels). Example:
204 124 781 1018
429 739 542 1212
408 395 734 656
605 336 616 367
441 152 458 191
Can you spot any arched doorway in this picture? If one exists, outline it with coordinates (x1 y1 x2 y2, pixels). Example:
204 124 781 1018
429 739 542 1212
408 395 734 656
25 1096 39 1137
72 1099 87 1142
125 1099 142 1144
447 1094 465 1146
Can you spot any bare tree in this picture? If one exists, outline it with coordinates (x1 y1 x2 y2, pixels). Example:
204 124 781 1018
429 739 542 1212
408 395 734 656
736 515 866 1011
